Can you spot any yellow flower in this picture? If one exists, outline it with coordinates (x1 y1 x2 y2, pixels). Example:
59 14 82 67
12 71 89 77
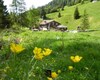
68 66 74 70
34 53 44 60
57 70 61 73
33 47 52 60
47 77 53 80
43 48 52 56
33 47 42 55
51 72 58 78
10 43 25 54
33 47 43 60
70 55 82 63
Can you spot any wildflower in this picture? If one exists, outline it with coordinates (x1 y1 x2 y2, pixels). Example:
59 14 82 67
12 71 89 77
33 47 42 55
33 47 52 60
34 53 44 60
68 66 74 71
51 72 58 78
43 48 52 56
33 47 43 60
57 70 61 73
10 43 25 54
47 77 53 80
70 55 82 63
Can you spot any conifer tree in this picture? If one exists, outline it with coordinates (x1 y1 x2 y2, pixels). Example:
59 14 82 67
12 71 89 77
10 0 26 25
40 7 46 19
80 9 90 31
74 6 80 19
0 0 10 28
58 12 61 18
11 0 26 14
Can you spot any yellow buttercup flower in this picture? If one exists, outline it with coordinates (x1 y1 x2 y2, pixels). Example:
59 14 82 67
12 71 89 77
34 53 44 60
51 72 58 78
68 66 74 70
33 47 42 55
70 55 82 63
43 48 52 56
47 77 53 80
10 43 25 54
33 47 43 60
33 47 52 60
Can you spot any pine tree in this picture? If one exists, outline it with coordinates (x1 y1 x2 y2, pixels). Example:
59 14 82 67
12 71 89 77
61 5 64 11
10 0 19 14
0 0 10 28
10 0 26 25
17 0 26 26
18 0 26 13
61 0 66 11
58 12 61 18
11 0 26 14
74 6 80 19
40 7 46 19
80 10 90 31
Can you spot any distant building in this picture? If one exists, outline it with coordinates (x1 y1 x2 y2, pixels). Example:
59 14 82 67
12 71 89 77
39 20 61 31
57 25 67 31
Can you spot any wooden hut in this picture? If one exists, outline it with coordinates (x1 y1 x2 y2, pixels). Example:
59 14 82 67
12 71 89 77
39 20 61 30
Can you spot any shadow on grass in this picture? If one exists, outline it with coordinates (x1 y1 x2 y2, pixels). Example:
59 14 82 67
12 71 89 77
0 36 100 80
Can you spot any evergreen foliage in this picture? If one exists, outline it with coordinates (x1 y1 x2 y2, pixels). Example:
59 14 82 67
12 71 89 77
80 9 90 31
58 12 61 18
17 12 28 27
0 0 10 28
10 0 26 26
74 6 80 19
40 7 47 19
50 7 58 13
10 0 26 14
42 0 86 14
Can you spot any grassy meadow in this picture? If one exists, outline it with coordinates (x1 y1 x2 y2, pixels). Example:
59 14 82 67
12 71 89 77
47 2 100 30
0 28 100 80
0 1 100 80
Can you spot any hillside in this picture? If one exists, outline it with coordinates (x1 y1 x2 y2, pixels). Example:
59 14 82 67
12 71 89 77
47 2 100 30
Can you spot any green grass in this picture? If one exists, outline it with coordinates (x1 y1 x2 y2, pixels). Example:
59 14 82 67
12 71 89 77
47 1 100 30
0 2 100 80
0 29 100 80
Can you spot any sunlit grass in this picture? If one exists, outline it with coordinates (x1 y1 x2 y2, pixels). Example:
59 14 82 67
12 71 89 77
47 2 100 30
0 29 100 80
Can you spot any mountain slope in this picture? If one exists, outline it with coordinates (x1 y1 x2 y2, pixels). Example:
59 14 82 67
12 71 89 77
47 2 100 30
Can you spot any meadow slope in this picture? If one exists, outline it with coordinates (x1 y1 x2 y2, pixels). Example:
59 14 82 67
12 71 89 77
47 2 100 30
